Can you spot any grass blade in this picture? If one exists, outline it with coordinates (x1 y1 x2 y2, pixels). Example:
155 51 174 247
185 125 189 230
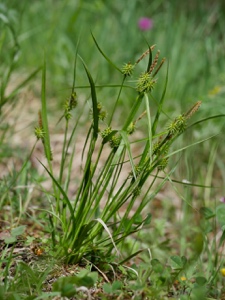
41 59 52 163
152 62 169 136
120 130 136 179
91 32 122 73
2 67 41 105
80 57 99 139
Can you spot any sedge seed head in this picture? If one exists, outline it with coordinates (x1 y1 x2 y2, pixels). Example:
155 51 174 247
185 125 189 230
34 126 45 140
90 102 107 121
109 134 121 149
101 126 112 139
121 62 135 76
135 46 156 65
69 92 77 110
64 93 78 120
153 141 161 155
149 50 160 74
99 110 107 121
65 111 72 120
167 115 187 135
184 101 202 119
157 157 169 171
127 122 136 135
64 100 73 120
38 110 43 128
97 102 107 121
136 72 157 93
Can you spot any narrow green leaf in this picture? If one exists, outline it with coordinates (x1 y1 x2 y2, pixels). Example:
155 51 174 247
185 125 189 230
80 58 99 139
95 218 120 257
187 114 225 129
219 227 225 247
145 93 152 164
146 44 153 72
152 62 169 136
41 60 52 162
3 67 41 104
119 249 145 265
120 130 136 179
91 32 122 73
122 93 144 131
192 233 204 256
165 134 219 159
153 173 215 188
38 160 74 217
199 207 215 219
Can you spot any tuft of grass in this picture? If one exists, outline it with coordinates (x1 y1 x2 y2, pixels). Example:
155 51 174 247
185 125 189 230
34 42 203 270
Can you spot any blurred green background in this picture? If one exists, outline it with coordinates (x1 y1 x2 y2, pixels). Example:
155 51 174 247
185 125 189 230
1 0 225 196
2 0 225 98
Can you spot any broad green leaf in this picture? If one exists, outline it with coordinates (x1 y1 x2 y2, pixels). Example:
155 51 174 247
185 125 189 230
4 236 16 244
103 283 113 294
11 225 26 237
151 259 164 273
112 281 123 291
195 276 207 286
169 255 184 269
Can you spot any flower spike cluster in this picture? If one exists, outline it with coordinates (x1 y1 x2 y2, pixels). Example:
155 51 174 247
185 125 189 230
64 92 78 120
152 101 202 170
34 110 45 141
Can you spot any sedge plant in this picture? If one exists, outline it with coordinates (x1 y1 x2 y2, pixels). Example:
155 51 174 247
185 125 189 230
35 42 202 266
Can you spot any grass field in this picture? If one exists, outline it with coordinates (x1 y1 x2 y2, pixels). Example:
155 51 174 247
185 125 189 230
1 1 225 299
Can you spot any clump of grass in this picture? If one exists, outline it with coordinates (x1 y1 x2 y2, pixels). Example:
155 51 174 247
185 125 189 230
35 41 202 267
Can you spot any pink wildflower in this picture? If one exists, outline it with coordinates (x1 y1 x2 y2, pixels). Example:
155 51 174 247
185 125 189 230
220 197 225 203
138 17 153 31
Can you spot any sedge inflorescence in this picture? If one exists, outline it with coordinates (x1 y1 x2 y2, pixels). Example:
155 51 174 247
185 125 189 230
64 92 77 120
34 110 45 141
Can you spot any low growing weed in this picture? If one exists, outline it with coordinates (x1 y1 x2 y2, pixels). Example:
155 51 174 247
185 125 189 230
35 42 202 269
